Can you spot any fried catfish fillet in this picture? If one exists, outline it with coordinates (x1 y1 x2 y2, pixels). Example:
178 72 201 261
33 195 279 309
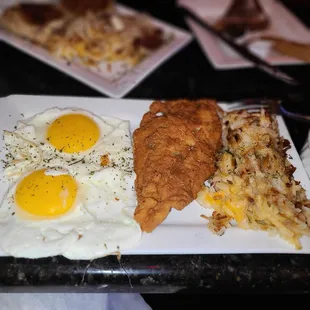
133 99 222 232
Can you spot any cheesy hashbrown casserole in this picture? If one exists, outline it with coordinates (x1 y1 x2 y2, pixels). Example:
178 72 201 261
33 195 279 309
197 109 310 249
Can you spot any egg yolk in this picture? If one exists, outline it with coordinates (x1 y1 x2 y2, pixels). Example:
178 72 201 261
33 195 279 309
15 169 77 217
46 114 100 153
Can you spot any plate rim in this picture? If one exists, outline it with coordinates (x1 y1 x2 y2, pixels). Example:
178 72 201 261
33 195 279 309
1 94 310 255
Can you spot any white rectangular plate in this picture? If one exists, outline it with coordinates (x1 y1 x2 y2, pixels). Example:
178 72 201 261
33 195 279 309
1 95 310 255
0 2 192 98
178 0 310 69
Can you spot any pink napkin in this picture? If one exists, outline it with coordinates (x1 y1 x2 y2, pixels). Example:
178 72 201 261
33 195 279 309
178 0 232 21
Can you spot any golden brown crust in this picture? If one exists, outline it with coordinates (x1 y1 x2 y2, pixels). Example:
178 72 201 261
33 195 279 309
133 99 222 233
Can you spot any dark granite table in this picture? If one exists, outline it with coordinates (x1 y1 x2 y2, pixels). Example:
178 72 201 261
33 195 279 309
0 0 310 294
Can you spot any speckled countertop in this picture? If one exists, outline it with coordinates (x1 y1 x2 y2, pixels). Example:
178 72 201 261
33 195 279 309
1 254 310 293
1 0 310 293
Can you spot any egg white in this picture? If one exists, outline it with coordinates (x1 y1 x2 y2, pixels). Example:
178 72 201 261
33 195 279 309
3 107 133 180
0 164 140 259
0 108 142 259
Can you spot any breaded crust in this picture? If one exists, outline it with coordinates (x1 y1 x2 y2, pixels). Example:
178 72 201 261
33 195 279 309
133 99 222 232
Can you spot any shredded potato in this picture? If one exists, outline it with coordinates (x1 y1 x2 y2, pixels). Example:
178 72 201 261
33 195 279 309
197 109 310 249
46 11 172 67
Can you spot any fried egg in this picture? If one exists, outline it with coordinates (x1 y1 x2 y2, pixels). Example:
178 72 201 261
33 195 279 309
0 108 141 259
3 107 132 180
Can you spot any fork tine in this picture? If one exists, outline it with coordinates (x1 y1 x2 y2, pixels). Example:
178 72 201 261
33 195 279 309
225 104 270 112
223 99 281 116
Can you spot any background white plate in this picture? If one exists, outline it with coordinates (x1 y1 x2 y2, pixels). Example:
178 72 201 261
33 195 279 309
0 2 192 98
178 0 310 69
0 95 310 255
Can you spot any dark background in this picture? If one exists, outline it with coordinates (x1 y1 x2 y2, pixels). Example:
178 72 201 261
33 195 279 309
1 0 310 305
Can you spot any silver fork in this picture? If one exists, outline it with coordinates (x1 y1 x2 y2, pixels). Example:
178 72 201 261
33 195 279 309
224 99 279 114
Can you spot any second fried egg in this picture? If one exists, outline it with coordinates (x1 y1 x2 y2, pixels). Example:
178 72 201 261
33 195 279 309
0 108 140 259
0 167 140 259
